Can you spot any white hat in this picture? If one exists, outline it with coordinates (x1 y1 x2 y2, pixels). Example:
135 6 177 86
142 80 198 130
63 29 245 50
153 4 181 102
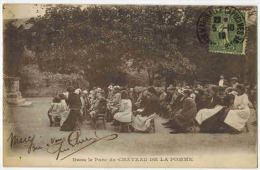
108 85 114 90
231 91 238 96
177 89 184 95
74 88 82 94
63 92 69 98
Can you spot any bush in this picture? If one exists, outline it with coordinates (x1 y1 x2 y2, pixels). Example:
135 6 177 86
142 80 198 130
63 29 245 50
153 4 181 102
20 64 89 97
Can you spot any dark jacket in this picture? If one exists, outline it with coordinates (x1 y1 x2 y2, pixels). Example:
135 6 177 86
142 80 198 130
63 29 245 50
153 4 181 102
207 95 223 109
141 94 160 116
178 97 197 120
67 93 82 110
92 98 107 114
170 94 183 112
223 93 235 107
171 97 197 130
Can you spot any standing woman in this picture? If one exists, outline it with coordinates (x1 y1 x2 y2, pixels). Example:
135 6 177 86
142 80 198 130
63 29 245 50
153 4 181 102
60 87 82 131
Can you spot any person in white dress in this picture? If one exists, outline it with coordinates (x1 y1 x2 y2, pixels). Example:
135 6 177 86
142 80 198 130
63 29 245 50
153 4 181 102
224 84 251 131
114 90 133 123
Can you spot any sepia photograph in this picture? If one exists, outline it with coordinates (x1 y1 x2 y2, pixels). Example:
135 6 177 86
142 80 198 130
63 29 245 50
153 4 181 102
2 3 258 168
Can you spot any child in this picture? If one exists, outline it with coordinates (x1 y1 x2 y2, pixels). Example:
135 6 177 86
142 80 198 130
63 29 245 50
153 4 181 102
48 96 65 127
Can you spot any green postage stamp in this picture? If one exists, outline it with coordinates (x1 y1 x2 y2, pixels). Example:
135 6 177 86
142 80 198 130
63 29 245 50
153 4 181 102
209 7 247 55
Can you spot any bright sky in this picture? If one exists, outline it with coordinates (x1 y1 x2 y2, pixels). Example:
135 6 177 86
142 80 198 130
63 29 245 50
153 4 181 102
3 4 90 20
3 4 47 19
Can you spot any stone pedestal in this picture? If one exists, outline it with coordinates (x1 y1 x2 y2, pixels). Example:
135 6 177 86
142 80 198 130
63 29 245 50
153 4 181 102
4 76 31 106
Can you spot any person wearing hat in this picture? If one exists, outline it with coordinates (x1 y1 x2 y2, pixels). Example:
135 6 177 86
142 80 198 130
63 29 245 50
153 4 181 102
163 89 197 134
74 88 82 94
95 87 105 96
223 84 251 132
230 77 239 88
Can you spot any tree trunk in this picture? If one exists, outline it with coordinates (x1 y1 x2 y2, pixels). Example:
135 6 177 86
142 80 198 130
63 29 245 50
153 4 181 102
148 71 154 86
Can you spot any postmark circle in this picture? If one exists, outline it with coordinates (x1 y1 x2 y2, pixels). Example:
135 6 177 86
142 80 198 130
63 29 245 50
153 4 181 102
197 6 246 45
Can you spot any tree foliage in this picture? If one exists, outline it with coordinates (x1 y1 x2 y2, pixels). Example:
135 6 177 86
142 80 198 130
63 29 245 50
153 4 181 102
3 21 24 76
20 5 198 87
4 5 257 88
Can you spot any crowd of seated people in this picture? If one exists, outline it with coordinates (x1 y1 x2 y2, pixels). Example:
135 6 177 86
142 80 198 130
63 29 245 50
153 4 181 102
47 75 256 134
162 76 255 134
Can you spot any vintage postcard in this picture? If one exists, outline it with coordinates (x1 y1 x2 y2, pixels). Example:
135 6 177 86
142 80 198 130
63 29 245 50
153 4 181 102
2 4 258 168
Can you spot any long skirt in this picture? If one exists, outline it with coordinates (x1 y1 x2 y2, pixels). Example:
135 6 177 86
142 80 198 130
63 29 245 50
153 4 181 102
199 107 228 133
114 111 132 123
224 108 251 131
60 110 70 126
60 109 80 131
131 113 157 131
195 105 224 125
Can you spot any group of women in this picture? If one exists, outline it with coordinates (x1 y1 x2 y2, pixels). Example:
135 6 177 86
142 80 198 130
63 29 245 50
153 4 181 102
162 83 254 133
47 85 160 132
47 81 255 134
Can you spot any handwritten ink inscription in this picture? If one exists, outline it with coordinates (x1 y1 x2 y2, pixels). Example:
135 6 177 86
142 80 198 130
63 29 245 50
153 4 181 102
8 133 43 153
7 130 118 161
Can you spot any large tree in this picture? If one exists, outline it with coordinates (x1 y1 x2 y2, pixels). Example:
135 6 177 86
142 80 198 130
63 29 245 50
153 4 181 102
22 5 196 87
